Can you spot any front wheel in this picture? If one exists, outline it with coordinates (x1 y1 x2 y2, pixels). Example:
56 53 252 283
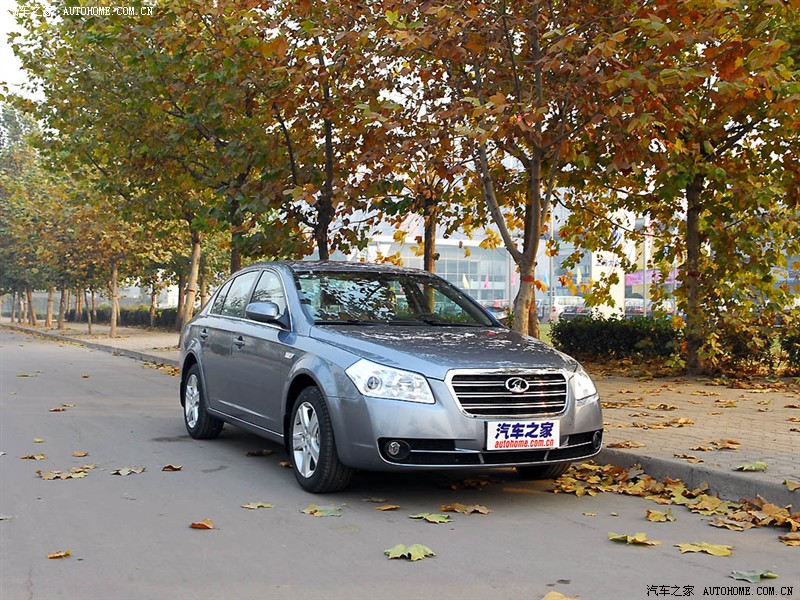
183 365 223 439
516 462 571 480
290 387 353 493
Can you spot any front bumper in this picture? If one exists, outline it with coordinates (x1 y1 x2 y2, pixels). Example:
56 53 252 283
329 377 604 472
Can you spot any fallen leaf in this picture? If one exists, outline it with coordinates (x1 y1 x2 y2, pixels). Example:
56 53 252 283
784 480 800 492
675 542 733 556
16 373 37 377
162 464 182 472
278 460 291 468
583 512 597 517
710 439 741 450
710 518 752 532
440 503 491 515
730 570 778 583
673 454 703 463
690 445 713 452
301 504 341 517
62 404 76 407
375 505 400 511
33 438 44 443
692 390 720 396
541 593 579 600
608 532 661 546
190 519 215 529
785 404 800 409
409 513 451 524
47 550 71 559
245 449 273 457
81 374 90 378
112 466 146 476
361 497 388 503
72 451 89 458
384 543 435 561
48 408 67 413
646 508 676 522
0 514 14 520
607 441 646 449
241 502 273 510
20 454 46 460
779 532 800 546
448 477 495 490
733 462 768 472
646 403 677 411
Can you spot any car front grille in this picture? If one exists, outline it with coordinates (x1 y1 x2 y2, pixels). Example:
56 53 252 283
450 371 568 418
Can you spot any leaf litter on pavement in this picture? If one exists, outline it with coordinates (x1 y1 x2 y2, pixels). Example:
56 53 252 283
554 462 800 537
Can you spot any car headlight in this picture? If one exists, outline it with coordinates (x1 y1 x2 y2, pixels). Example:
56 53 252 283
571 365 599 406
346 359 434 404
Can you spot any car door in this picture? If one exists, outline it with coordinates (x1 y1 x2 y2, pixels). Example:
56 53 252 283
203 270 260 420
226 269 292 434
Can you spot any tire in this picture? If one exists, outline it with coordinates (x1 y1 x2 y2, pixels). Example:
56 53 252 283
516 462 572 480
290 387 353 493
182 364 223 439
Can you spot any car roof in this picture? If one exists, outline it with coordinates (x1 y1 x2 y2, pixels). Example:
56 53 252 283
245 260 430 276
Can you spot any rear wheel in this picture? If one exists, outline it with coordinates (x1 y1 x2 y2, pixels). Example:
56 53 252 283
183 365 223 439
290 387 353 493
516 462 571 480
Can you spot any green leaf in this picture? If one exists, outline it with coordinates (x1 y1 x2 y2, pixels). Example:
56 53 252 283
733 462 768 472
409 513 451 524
783 480 800 492
241 502 273 510
730 570 778 583
384 543 435 561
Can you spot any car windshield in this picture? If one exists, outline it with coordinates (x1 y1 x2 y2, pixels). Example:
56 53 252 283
294 270 495 326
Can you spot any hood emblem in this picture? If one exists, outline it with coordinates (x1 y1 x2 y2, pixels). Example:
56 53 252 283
505 377 530 394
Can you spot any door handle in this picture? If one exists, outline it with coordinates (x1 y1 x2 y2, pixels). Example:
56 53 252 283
199 329 209 341
233 336 245 349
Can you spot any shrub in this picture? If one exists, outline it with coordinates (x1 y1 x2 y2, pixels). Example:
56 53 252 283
550 315 680 361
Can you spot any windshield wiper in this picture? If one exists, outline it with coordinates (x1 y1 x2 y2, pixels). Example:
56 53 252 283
315 319 379 326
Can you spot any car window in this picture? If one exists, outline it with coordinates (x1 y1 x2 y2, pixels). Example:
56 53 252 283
210 280 233 315
219 271 259 318
295 271 493 326
250 270 288 315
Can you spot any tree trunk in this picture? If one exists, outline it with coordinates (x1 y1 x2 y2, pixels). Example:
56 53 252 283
84 289 93 336
150 284 157 329
58 288 66 330
46 287 54 328
423 202 437 273
512 262 537 337
18 289 24 324
65 289 71 322
10 290 17 322
91 290 97 323
685 174 705 374
26 287 37 327
175 272 186 331
109 261 119 338
181 229 202 328
75 290 83 323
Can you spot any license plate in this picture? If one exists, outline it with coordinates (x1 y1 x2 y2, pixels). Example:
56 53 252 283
486 420 560 451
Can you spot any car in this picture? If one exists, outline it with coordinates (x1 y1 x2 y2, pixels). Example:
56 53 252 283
542 296 585 323
180 261 604 493
484 305 509 324
624 299 646 319
560 301 592 321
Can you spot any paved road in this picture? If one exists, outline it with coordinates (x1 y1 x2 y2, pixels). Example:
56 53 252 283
1 330 798 600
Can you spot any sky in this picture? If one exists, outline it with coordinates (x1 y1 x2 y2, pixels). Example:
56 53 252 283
0 1 29 96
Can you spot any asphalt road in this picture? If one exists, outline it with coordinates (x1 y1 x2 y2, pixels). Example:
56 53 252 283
1 329 798 600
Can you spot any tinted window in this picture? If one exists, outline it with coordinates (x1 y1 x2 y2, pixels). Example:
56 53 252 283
210 280 233 315
251 270 287 315
220 271 259 318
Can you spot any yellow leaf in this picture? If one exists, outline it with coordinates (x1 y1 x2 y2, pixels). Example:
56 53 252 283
779 532 800 546
162 464 182 471
190 519 215 529
241 502 273 510
675 542 733 556
784 480 800 492
47 549 71 559
20 454 46 460
376 505 400 511
72 451 89 458
608 532 661 546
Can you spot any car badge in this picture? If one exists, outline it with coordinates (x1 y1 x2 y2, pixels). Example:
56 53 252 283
505 377 530 394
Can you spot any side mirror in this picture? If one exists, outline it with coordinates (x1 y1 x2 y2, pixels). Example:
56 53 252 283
245 301 282 324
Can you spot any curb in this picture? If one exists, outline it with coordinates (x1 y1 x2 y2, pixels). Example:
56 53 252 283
1 323 180 368
598 448 795 508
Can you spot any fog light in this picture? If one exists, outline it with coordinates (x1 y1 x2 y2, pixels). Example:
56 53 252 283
592 430 603 450
382 439 410 461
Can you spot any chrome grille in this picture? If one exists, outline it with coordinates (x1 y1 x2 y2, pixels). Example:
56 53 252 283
450 372 568 417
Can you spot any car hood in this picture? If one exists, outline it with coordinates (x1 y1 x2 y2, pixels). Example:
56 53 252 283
310 325 577 380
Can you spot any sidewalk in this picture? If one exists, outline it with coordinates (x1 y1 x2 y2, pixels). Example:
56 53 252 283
3 321 798 507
